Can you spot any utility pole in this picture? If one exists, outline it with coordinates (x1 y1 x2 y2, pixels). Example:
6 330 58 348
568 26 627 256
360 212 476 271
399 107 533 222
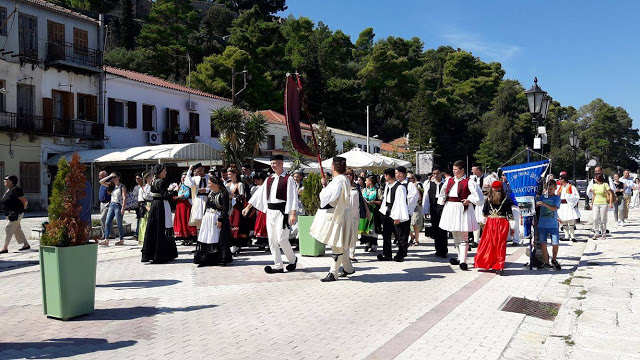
366 105 370 153
231 67 248 106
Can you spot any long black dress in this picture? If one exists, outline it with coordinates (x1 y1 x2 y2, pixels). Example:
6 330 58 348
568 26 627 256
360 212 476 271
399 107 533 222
194 190 233 266
141 178 178 263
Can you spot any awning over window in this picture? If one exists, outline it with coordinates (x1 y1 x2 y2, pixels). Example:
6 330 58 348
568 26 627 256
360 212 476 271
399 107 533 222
45 143 222 166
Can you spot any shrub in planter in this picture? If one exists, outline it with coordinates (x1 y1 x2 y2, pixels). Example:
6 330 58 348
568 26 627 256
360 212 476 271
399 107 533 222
40 153 98 320
298 172 325 256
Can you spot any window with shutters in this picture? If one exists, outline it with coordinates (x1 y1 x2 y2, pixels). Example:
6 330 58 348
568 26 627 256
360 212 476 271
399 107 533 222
73 28 88 56
189 112 199 136
77 93 97 121
51 90 73 120
210 121 219 138
19 162 40 193
108 98 127 127
266 135 275 150
142 104 155 131
47 21 65 61
167 109 179 132
18 13 37 60
0 7 7 37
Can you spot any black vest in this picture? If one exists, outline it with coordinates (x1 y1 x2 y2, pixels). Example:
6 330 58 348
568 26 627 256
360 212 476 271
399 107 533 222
428 181 443 206
385 182 401 216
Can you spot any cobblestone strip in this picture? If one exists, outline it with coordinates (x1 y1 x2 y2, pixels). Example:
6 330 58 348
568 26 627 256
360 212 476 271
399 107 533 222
365 247 526 360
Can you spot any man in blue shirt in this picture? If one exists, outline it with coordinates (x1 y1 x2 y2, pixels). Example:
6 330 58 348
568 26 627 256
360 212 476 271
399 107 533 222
536 180 562 270
98 170 111 240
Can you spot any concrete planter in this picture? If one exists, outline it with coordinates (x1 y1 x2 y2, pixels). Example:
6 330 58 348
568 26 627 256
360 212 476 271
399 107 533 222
297 215 326 257
32 224 131 240
39 243 98 320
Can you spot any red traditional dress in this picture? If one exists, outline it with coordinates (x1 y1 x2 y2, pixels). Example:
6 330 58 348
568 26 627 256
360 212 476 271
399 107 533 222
475 196 514 271
174 184 197 238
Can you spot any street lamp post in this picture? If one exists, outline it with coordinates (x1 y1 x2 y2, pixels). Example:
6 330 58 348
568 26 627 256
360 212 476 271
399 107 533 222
569 130 580 183
524 78 551 156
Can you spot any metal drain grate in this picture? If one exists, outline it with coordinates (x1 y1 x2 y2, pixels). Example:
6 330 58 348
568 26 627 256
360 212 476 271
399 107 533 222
501 297 561 321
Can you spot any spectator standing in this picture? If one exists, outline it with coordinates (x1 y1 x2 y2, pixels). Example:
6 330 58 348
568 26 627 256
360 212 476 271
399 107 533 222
1 175 30 253
612 173 626 226
131 174 144 239
99 172 127 246
590 173 613 239
536 180 562 270
98 170 110 240
621 170 634 218
631 178 640 209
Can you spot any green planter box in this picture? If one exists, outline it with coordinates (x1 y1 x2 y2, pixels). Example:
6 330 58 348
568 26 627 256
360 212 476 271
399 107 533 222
297 215 325 257
39 243 98 320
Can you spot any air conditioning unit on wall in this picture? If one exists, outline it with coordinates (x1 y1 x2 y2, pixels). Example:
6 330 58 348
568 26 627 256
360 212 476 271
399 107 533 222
187 100 198 111
147 131 161 144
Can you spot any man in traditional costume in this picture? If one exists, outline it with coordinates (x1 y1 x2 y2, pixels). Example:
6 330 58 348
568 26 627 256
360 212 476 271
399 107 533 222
438 160 483 270
310 157 355 282
396 166 419 254
184 163 209 229
470 165 494 248
246 155 298 273
377 168 410 262
423 167 447 257
556 173 580 242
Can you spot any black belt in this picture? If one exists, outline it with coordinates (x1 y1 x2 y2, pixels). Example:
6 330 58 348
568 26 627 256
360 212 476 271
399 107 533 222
320 204 334 210
267 203 289 230
152 197 164 200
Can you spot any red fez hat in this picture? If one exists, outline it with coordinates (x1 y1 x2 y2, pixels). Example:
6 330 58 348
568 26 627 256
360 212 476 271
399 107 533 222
491 181 503 189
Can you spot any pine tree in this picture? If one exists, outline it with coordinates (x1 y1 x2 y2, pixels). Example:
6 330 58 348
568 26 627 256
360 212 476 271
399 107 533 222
119 0 135 50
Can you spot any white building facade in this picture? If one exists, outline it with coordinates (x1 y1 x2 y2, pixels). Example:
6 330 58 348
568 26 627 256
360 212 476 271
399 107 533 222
256 110 383 156
0 0 104 209
103 67 231 149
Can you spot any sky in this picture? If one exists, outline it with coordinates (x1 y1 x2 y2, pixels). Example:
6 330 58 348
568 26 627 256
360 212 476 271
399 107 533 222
279 0 640 129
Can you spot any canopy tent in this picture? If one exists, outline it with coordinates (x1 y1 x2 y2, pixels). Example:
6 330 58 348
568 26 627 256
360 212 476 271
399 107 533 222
45 143 223 166
373 153 412 168
321 148 385 170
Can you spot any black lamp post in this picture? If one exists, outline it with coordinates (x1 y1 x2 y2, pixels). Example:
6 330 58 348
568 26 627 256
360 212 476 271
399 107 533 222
524 78 552 154
569 130 580 183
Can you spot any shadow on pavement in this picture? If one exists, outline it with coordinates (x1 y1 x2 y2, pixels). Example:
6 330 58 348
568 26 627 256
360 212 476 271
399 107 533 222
351 265 452 283
72 304 217 321
0 260 40 272
0 338 137 359
96 279 181 289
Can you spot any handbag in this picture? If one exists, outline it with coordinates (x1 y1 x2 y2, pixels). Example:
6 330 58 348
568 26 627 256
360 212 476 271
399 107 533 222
7 211 19 222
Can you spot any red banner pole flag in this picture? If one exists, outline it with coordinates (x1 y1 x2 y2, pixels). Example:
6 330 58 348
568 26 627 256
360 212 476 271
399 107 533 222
284 73 325 180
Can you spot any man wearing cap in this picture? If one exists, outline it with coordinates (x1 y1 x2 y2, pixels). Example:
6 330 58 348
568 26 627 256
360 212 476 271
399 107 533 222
245 155 298 273
184 163 209 229
556 173 580 242
396 166 418 255
438 160 483 270
310 157 355 281
377 167 410 262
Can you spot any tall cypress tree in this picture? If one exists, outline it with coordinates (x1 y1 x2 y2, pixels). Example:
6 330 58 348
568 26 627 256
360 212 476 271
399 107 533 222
119 0 135 50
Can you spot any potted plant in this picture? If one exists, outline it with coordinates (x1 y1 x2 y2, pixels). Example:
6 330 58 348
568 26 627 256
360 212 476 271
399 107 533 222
40 153 98 320
298 172 326 256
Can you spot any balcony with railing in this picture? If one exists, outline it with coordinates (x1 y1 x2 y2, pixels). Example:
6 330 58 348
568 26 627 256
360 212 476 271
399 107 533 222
162 130 197 144
45 41 103 73
0 112 104 140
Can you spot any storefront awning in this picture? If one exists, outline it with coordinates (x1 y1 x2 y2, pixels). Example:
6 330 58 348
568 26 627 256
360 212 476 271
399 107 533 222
45 143 222 166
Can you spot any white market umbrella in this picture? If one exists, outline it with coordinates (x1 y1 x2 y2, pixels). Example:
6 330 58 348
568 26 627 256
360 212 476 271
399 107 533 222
321 148 385 170
374 153 412 168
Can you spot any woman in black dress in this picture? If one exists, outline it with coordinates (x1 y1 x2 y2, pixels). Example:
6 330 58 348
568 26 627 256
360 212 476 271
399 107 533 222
141 164 178 263
194 175 232 266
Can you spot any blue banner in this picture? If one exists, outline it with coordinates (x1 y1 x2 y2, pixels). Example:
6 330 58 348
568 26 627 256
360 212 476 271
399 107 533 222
502 160 550 216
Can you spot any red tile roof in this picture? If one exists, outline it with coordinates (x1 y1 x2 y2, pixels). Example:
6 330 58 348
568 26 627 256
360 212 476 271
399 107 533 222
256 110 312 131
104 66 232 102
24 0 98 23
389 136 409 147
381 142 409 153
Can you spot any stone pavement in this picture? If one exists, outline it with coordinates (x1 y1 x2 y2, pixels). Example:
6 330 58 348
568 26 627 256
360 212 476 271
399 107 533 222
0 208 638 359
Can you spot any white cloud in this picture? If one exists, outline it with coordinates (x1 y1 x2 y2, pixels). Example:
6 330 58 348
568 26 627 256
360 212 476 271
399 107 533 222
440 31 521 61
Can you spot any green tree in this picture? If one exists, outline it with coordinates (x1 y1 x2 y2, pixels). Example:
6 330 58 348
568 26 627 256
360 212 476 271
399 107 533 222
244 113 269 169
217 0 287 15
188 5 236 64
104 47 153 74
342 139 357 151
211 108 268 166
119 0 135 50
136 0 200 81
313 120 337 159
283 137 309 172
